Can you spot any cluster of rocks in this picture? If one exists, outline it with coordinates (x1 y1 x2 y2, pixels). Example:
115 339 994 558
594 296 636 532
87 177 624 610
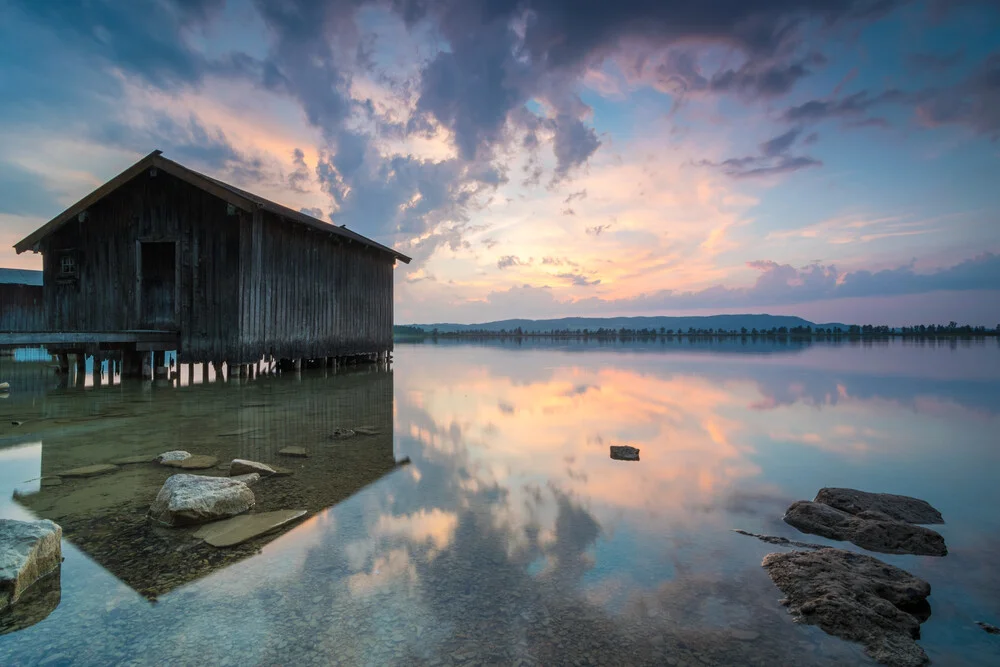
754 488 954 667
147 455 306 547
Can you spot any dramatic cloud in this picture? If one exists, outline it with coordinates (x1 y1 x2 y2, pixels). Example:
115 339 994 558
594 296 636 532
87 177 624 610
696 128 821 178
497 255 530 269
915 52 1000 137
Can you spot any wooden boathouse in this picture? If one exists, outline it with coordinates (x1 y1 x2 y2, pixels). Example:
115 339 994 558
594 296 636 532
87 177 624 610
0 268 44 333
9 150 410 377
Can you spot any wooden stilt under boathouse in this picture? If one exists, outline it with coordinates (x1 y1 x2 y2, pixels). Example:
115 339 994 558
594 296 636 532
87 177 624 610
10 150 411 376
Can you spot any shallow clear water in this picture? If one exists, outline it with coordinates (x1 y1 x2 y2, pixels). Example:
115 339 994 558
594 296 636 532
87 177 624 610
1 339 998 666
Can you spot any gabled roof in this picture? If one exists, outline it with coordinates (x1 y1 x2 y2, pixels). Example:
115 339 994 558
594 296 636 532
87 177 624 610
0 268 43 286
13 150 411 263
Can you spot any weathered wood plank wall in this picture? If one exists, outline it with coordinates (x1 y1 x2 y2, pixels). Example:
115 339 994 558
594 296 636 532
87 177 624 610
0 284 45 331
38 168 396 364
233 208 395 364
41 170 241 362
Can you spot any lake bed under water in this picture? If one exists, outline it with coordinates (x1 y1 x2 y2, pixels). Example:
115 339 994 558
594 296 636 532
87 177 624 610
1 339 998 666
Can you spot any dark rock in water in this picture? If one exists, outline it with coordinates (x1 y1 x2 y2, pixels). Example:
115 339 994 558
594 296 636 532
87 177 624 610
56 464 119 478
0 569 60 636
278 447 308 458
731 529 827 550
610 445 640 461
763 548 931 667
815 488 944 525
977 621 1000 635
354 427 380 436
229 459 276 477
784 501 947 557
0 519 62 611
330 428 356 439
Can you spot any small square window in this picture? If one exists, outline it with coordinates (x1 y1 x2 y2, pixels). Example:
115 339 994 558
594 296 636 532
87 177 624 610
60 255 77 275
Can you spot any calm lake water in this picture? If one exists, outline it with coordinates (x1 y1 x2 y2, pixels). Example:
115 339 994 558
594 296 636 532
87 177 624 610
1 339 998 666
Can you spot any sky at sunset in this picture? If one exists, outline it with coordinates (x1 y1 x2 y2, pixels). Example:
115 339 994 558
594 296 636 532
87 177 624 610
1 0 998 325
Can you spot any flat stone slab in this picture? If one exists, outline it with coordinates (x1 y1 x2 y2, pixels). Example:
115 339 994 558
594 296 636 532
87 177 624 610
230 459 276 476
815 488 944 525
353 427 380 436
193 510 308 547
56 464 119 478
155 451 191 462
763 548 931 667
109 455 155 465
161 455 219 470
40 478 62 488
0 519 62 610
784 501 947 557
149 474 255 527
230 473 261 486
278 447 308 457
610 445 640 461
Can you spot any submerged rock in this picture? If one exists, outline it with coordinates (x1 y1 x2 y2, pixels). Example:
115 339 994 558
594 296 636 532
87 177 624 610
193 510 308 547
0 519 62 611
149 474 255 527
109 455 155 465
0 568 60 636
40 477 62 488
783 501 947 557
815 488 944 525
330 428 356 439
977 621 1000 636
610 445 640 461
161 455 218 470
763 548 931 667
230 459 276 477
155 451 191 463
56 464 119 478
278 447 308 458
0 382 9 392
354 427 380 436
731 529 827 550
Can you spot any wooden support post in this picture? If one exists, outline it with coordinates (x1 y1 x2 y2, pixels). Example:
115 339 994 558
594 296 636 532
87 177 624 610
93 353 103 387
187 363 194 387
294 358 302 372
142 352 153 380
153 351 167 378
122 350 143 379
57 353 70 375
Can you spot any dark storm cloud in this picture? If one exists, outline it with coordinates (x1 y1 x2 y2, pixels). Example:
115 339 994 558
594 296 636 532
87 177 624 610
289 148 312 193
697 127 821 178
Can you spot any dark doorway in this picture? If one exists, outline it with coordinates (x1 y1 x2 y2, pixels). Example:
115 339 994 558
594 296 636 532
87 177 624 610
139 241 176 329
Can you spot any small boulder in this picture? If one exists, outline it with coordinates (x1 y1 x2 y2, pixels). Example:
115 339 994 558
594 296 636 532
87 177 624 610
230 459 276 477
330 428 356 439
763 548 931 667
815 488 944 525
193 510 308 547
278 447 308 458
783 501 947 557
610 445 640 461
0 382 9 392
0 519 62 611
56 464 118 478
155 451 191 463
149 474 255 527
161 455 219 470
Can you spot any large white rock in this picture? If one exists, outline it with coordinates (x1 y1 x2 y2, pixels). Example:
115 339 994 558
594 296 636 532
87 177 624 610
155 451 192 463
0 519 62 610
149 474 255 527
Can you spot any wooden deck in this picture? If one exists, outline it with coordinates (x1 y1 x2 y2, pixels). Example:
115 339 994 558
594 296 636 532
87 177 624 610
0 330 179 349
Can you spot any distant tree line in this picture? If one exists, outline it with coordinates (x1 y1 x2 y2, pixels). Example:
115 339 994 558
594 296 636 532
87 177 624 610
394 322 999 341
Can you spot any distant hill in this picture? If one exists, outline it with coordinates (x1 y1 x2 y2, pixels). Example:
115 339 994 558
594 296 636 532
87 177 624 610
403 315 850 334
